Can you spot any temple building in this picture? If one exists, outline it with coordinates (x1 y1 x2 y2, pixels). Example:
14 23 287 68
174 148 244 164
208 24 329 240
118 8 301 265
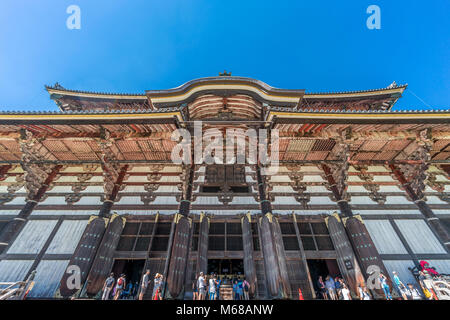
0 75 449 299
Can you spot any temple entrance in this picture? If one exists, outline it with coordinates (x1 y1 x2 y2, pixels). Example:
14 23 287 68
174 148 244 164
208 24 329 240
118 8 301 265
111 259 145 299
307 259 340 299
207 259 244 278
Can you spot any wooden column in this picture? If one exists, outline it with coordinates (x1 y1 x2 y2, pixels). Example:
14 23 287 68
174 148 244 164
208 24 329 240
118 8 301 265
241 213 257 298
0 165 62 254
256 166 290 299
390 164 450 251
58 165 128 298
140 213 159 300
272 216 292 298
322 164 391 295
165 166 194 299
325 213 365 293
291 213 315 299
85 214 126 297
195 213 209 275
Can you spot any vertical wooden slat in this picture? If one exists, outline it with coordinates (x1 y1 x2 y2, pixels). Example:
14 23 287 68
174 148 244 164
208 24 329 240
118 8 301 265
325 213 365 294
272 216 291 298
241 213 257 298
57 216 108 297
291 213 315 299
259 214 282 298
344 215 392 297
85 214 126 297
166 214 191 299
196 213 209 275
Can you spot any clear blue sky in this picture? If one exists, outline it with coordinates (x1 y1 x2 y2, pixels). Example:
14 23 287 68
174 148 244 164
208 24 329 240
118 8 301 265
0 0 448 111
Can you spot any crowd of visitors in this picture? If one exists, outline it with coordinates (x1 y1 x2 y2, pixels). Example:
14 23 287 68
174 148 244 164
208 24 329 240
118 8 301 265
193 272 251 300
101 270 165 300
99 261 442 300
316 270 430 300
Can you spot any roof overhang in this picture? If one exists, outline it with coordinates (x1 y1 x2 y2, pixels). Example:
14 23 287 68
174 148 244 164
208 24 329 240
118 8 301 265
146 76 305 107
268 110 450 125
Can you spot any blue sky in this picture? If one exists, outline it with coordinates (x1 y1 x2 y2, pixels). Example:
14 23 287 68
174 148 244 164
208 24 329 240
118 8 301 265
0 0 448 111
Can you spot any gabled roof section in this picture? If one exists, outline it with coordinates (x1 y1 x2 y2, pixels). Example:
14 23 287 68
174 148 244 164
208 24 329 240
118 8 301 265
146 76 306 108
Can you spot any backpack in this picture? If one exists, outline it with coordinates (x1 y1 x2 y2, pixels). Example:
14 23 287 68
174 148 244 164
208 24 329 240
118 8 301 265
118 278 124 287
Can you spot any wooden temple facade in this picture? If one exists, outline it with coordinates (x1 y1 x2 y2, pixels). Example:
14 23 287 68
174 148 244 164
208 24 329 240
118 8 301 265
0 76 449 299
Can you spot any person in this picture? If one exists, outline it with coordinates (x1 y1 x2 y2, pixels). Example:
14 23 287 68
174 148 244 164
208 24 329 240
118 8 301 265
379 273 392 300
102 273 115 300
216 275 221 300
121 282 133 299
192 273 199 300
242 277 250 300
139 269 151 300
233 280 239 300
114 274 126 300
392 271 407 300
197 272 206 300
158 274 165 300
325 275 336 300
334 277 342 299
341 284 352 300
417 271 433 300
406 283 423 300
420 260 439 277
153 273 162 300
317 276 327 300
209 274 217 300
358 284 371 300
237 278 244 300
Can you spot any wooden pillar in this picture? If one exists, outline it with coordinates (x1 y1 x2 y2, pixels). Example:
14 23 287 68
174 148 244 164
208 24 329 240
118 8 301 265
322 164 391 296
85 214 126 297
291 213 315 299
57 165 128 298
140 213 159 300
325 213 365 294
390 164 450 251
196 213 209 275
165 166 194 299
256 166 290 299
0 165 62 254
165 214 191 299
272 216 291 298
241 213 257 298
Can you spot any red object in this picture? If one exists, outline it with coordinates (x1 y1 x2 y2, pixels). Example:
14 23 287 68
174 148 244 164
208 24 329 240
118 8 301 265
420 260 440 276
298 288 304 300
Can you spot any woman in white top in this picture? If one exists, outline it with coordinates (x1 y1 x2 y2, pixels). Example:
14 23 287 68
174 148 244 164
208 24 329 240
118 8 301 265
209 276 217 300
341 284 352 300
358 285 371 300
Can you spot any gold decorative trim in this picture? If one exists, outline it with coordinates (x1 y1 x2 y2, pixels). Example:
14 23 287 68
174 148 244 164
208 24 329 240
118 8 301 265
265 212 273 223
